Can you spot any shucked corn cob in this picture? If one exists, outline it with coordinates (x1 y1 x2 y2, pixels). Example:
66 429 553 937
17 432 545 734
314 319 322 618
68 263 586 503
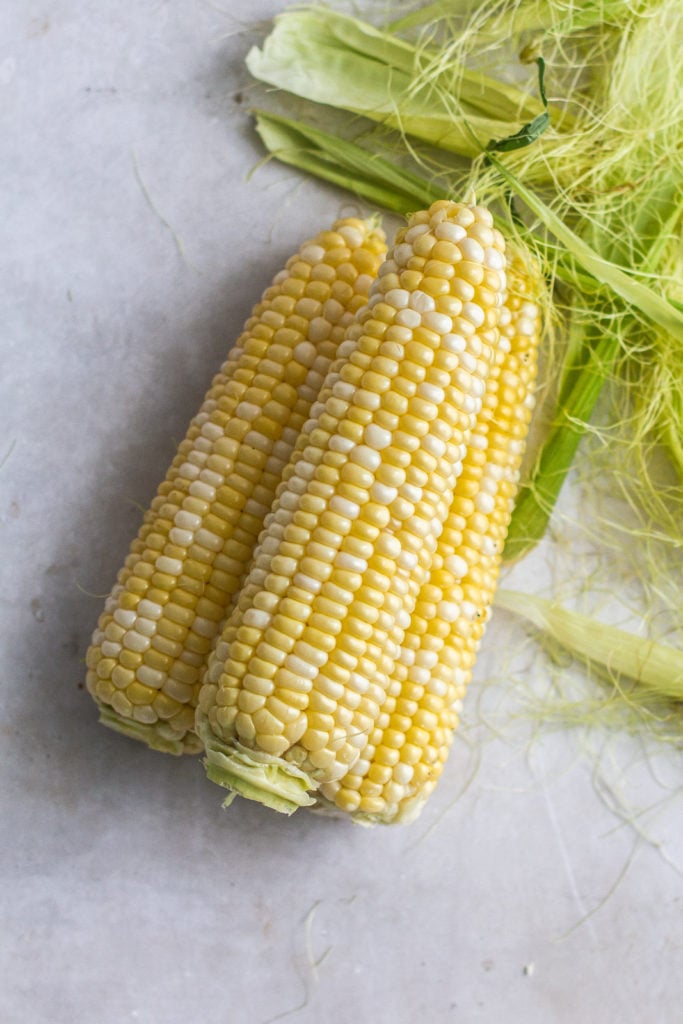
85 218 387 754
316 248 541 822
197 199 539 820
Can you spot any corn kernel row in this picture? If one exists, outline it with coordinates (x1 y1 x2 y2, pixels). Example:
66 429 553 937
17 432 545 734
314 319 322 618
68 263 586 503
86 219 387 753
197 200 511 805
319 248 542 822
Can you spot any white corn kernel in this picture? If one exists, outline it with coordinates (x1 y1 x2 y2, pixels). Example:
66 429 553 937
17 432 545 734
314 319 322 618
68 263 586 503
462 302 485 327
155 556 183 575
421 311 451 335
395 308 421 329
364 424 392 450
113 609 137 629
434 222 466 243
175 510 202 530
475 492 495 514
384 288 410 308
301 244 325 263
409 290 435 314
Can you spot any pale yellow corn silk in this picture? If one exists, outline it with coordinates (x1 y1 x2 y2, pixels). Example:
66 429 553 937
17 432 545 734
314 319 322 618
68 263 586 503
85 218 387 755
197 200 540 821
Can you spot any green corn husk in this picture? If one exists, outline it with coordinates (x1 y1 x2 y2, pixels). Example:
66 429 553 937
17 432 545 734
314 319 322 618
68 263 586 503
495 589 683 711
253 109 444 214
246 7 571 160
488 155 683 559
247 1 683 560
250 105 682 558
243 1 683 728
388 0 641 36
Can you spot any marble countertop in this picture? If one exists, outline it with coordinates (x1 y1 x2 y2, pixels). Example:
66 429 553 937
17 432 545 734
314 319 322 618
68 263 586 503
1 3 680 1022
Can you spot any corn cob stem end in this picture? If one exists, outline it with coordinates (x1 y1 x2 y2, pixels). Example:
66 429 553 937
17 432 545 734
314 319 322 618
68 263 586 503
198 721 317 815
96 702 203 756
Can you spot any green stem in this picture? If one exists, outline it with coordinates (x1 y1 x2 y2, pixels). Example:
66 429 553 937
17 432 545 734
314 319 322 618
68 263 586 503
505 322 618 561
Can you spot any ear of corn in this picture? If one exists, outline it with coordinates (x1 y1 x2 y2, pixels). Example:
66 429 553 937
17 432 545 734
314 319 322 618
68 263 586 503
317 248 541 823
85 218 387 754
196 199 529 818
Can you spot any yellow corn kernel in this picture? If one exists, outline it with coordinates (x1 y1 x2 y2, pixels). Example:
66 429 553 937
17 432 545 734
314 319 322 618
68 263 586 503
198 200 511 811
324 244 542 824
86 217 387 754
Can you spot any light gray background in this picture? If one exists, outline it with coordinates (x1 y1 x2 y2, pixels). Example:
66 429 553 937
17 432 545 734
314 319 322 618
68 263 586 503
1 3 680 1022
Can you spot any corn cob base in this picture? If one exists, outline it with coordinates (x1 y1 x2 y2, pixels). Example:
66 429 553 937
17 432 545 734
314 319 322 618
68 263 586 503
199 721 315 812
199 722 426 822
199 719 433 823
96 701 204 755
